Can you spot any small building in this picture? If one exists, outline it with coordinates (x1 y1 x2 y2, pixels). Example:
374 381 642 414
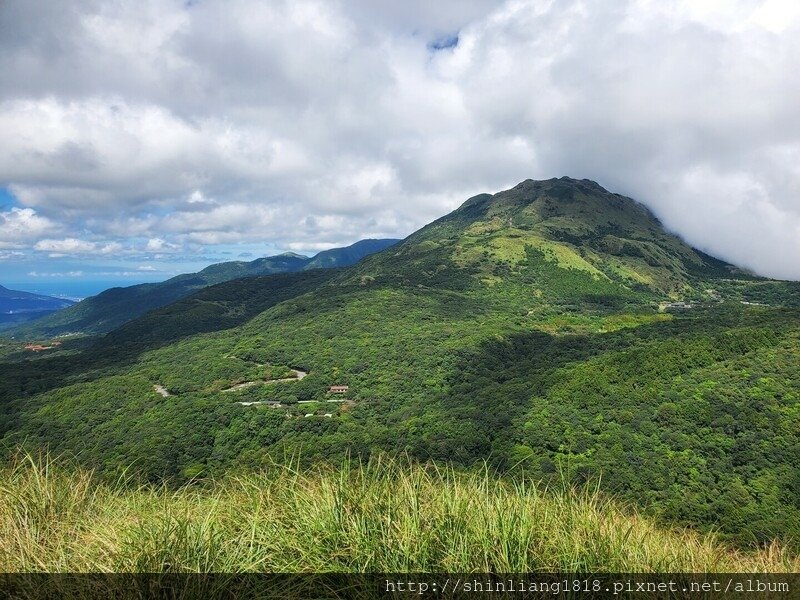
328 385 349 394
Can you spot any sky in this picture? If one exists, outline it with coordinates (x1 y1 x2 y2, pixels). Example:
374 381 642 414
1 0 800 290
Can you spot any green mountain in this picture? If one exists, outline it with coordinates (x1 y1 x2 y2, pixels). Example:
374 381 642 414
0 285 76 329
8 238 399 338
1 178 798 550
350 177 733 297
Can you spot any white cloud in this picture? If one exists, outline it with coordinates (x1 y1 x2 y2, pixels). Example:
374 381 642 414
0 207 58 248
285 242 337 253
29 270 85 278
34 238 97 254
0 0 799 277
144 238 177 252
34 238 123 256
27 269 155 278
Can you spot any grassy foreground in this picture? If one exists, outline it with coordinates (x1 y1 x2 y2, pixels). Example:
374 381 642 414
0 452 796 573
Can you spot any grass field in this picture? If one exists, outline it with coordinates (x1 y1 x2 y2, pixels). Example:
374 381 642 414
1 451 796 574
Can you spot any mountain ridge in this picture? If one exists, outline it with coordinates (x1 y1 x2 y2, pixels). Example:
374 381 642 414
91 177 779 354
6 238 399 338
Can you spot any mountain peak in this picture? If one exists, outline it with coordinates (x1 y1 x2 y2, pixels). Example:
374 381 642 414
501 176 614 200
354 178 729 299
460 177 613 211
516 175 603 186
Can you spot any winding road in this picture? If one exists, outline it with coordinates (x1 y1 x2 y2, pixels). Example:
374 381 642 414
153 365 307 396
220 368 307 393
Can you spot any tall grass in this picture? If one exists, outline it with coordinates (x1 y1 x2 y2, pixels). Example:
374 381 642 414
0 451 796 573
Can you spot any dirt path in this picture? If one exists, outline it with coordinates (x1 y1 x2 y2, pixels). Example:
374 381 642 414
220 368 308 393
221 381 260 392
153 362 308 396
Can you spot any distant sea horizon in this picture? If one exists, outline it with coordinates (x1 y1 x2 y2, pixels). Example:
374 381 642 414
4 280 158 302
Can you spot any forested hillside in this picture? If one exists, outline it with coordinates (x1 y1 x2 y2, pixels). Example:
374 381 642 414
1 178 797 551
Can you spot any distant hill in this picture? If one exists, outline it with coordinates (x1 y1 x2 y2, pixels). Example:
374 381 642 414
8 238 399 337
0 285 75 330
303 239 400 270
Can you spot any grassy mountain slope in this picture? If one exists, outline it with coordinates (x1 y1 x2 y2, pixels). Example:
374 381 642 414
0 285 75 329
7 238 398 338
1 178 798 551
350 177 733 299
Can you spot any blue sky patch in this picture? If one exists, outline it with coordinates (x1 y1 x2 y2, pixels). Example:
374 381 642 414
0 187 17 210
428 34 459 51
